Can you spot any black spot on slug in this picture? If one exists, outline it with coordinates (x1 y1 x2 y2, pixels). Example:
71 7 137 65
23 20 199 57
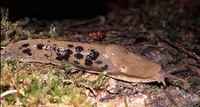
54 44 57 46
95 60 103 64
62 54 71 60
27 53 32 56
53 47 59 52
74 61 80 64
53 47 63 52
74 53 83 59
56 53 62 61
75 46 84 52
37 44 44 50
65 49 73 55
86 49 99 60
101 64 108 69
85 59 93 66
56 49 73 61
48 40 51 42
45 45 52 51
22 48 31 53
22 48 32 56
22 44 29 47
68 44 74 48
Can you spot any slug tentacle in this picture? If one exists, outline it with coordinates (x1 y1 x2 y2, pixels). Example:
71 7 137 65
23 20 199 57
159 70 188 84
161 78 166 86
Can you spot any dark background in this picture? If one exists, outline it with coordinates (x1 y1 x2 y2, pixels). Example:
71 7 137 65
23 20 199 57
1 0 152 20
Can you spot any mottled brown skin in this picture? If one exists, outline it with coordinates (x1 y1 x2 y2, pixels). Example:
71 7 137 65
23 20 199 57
1 39 187 86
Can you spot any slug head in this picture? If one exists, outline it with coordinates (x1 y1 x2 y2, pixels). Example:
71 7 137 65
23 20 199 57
105 44 161 78
105 44 188 86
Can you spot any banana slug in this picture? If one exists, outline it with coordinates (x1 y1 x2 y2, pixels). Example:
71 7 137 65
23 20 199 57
1 39 187 86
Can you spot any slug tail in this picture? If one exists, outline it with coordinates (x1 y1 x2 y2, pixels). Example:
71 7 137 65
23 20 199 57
160 70 188 84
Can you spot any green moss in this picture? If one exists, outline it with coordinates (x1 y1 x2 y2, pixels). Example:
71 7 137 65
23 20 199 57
170 79 182 86
48 27 61 39
1 8 66 46
198 96 200 101
1 8 33 45
61 61 72 74
147 85 163 94
195 90 200 101
90 71 110 90
0 57 94 106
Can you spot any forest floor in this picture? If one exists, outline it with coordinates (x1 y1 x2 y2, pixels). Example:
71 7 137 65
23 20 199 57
1 0 200 106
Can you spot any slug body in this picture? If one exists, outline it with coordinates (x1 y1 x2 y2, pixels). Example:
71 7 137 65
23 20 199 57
1 39 186 86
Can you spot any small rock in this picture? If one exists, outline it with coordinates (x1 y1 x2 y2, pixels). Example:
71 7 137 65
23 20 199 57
106 78 120 94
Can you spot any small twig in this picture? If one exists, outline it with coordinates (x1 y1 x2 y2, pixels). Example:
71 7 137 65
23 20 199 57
185 55 200 75
154 32 200 64
63 79 97 96
0 89 18 98
191 66 200 75
186 61 200 67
